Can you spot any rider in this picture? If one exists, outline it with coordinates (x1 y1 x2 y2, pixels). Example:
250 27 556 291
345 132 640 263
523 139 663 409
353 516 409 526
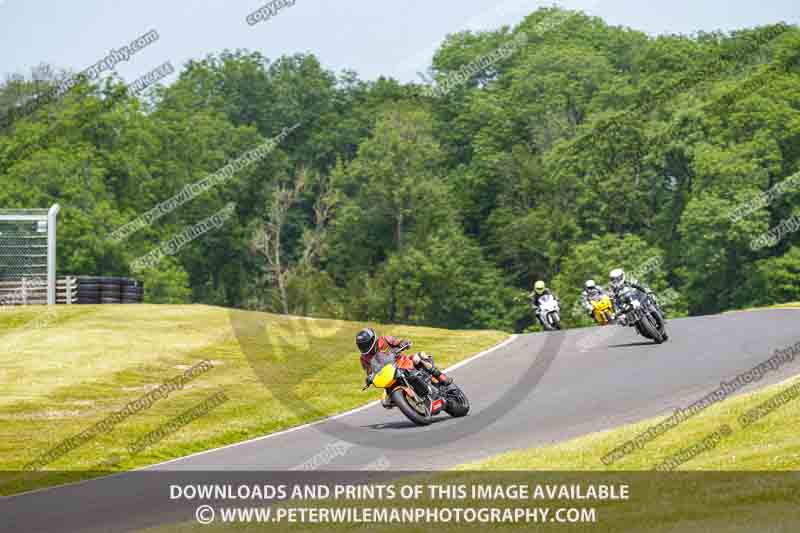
529 280 559 326
608 268 654 308
580 279 606 318
356 328 451 409
529 280 555 309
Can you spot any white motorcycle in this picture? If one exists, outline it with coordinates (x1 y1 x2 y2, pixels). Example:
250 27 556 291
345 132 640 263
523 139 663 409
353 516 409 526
536 294 562 331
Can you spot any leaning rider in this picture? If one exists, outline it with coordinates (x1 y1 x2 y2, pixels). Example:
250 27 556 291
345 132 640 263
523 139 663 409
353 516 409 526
608 268 654 308
580 279 606 318
529 280 555 310
356 328 451 409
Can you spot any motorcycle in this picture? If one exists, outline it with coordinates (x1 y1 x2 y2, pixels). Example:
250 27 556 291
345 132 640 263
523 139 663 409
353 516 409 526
536 294 562 331
615 287 668 344
590 294 615 326
363 343 470 426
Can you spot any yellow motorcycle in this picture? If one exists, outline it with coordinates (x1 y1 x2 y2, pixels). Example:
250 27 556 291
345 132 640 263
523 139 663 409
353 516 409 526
590 295 615 326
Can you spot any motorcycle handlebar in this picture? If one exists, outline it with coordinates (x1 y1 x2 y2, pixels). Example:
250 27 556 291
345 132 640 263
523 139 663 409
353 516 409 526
394 342 412 354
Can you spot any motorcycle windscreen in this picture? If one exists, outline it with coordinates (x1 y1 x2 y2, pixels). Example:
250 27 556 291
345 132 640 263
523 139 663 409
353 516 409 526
369 351 396 373
372 363 397 388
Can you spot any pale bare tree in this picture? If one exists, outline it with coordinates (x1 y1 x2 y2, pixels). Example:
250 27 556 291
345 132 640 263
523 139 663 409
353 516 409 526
252 167 339 314
300 171 339 268
252 167 306 314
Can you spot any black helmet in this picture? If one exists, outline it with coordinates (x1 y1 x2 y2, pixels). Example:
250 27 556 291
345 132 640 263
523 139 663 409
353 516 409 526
356 328 377 355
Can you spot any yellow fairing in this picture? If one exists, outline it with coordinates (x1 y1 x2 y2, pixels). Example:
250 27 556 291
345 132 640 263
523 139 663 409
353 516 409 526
373 364 397 389
592 296 614 325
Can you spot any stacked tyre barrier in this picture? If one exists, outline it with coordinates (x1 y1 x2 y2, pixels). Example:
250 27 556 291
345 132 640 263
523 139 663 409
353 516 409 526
77 277 144 304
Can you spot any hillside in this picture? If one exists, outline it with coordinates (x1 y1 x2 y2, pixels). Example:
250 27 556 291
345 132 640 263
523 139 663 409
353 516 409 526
0 8 798 333
0 304 506 493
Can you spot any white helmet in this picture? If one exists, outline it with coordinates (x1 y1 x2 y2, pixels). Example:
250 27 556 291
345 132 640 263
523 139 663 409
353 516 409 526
585 279 597 290
609 268 625 289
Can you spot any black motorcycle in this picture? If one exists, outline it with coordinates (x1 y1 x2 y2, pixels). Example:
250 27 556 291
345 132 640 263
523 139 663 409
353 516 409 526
615 287 668 344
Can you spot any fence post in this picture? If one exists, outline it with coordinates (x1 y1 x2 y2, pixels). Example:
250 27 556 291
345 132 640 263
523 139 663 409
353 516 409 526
47 204 60 306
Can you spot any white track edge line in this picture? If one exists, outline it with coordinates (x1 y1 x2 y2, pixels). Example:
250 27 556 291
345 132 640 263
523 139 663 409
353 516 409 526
149 334 520 468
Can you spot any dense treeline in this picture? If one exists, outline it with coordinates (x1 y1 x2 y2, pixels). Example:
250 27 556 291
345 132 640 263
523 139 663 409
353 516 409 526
1 8 799 332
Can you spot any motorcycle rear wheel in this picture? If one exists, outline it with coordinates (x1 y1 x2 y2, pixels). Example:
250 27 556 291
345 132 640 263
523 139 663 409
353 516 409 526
391 389 432 426
443 385 470 418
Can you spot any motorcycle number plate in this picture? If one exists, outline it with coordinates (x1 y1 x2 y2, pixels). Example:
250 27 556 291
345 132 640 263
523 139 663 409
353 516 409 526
431 399 444 414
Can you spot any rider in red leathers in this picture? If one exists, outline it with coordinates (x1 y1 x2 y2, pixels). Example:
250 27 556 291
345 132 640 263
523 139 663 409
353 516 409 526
356 327 451 409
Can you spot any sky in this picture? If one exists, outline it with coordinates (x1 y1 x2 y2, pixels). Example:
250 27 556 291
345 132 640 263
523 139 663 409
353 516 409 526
0 0 798 88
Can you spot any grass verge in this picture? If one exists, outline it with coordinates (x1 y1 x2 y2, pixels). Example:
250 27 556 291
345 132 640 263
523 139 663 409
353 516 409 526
141 371 800 533
457 372 800 471
0 304 507 494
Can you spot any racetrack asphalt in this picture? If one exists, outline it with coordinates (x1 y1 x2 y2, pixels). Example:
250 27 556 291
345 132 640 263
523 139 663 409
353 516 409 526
3 308 799 532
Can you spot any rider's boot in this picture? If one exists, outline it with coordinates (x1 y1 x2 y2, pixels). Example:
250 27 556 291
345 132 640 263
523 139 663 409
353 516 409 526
431 367 452 385
381 390 394 409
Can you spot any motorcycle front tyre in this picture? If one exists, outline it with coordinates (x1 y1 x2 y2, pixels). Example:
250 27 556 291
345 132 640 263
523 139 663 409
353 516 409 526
391 388 433 426
640 315 665 344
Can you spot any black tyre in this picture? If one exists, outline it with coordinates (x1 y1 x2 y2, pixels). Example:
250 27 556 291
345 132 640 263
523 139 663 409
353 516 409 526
443 385 470 418
652 312 669 342
390 389 432 426
639 315 664 344
78 289 101 297
95 277 124 285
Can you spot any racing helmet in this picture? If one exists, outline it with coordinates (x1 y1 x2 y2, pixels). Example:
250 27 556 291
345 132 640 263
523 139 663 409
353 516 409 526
356 328 377 355
585 279 597 290
534 280 546 294
609 268 625 289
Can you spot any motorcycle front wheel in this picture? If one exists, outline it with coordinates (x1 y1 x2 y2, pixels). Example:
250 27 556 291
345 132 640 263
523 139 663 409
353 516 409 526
391 389 433 426
639 315 665 344
652 311 669 342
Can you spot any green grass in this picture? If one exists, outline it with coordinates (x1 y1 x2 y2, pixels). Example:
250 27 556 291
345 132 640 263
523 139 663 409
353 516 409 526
0 304 507 494
770 302 800 309
457 373 800 471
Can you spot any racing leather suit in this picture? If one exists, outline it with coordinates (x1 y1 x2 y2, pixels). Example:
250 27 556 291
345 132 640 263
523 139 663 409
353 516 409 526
361 335 451 408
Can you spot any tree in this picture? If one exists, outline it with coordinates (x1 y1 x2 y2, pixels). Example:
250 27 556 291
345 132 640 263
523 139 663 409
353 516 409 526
326 107 454 280
755 246 800 305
